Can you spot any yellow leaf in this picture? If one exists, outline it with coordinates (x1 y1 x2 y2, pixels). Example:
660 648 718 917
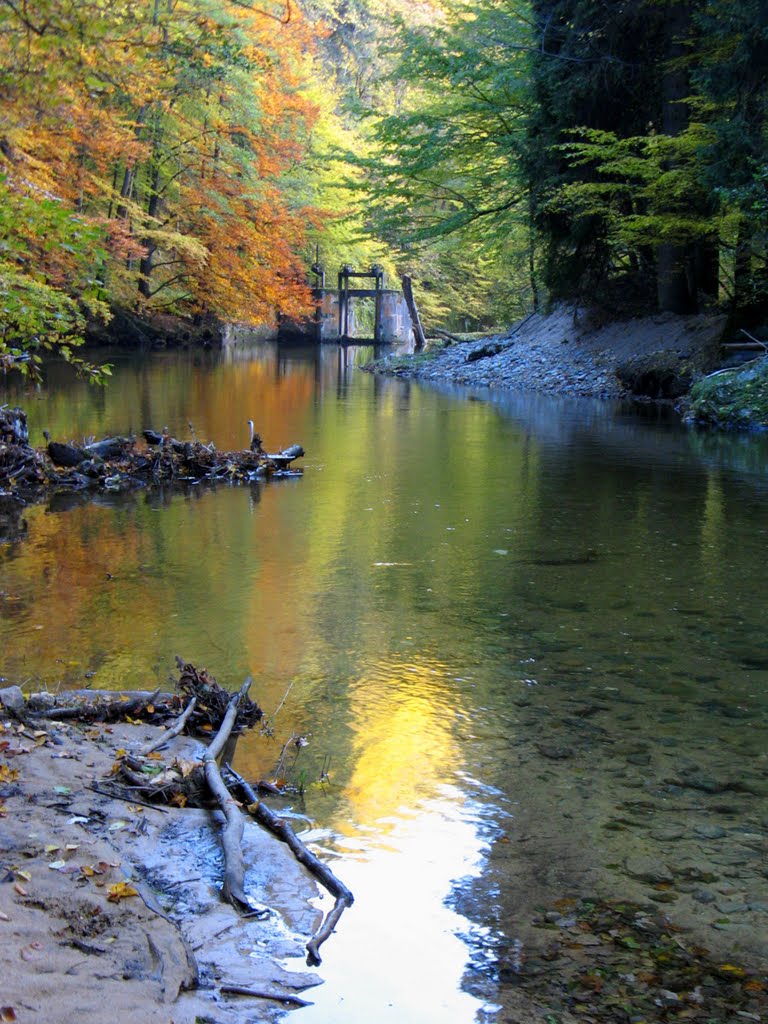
716 964 747 978
107 881 139 903
15 870 31 883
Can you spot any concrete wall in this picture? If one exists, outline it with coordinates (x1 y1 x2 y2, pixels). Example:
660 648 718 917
316 288 413 343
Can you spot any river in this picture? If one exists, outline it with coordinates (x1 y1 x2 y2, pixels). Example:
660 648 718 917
2 341 768 1022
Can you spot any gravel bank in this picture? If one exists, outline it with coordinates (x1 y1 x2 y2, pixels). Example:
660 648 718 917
368 307 728 401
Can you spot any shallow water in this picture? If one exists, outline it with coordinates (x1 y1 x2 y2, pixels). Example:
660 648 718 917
2 343 768 1020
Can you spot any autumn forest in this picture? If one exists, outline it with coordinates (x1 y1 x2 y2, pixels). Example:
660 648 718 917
1 0 767 374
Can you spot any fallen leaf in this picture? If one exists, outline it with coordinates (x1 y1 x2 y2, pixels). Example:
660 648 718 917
0 911 10 921
108 820 128 832
53 786 71 795
48 860 68 871
45 844 61 854
107 881 139 903
716 963 747 979
65 843 79 851
14 870 31 883
12 883 27 897
1 1007 17 1022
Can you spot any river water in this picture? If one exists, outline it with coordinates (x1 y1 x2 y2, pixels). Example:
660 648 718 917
2 342 768 1021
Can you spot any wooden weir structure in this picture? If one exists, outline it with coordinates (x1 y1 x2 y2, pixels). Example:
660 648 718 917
279 263 419 345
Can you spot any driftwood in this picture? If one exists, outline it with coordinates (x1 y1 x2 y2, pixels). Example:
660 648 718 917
23 689 174 722
219 984 312 1008
225 764 354 966
23 659 351 963
401 274 427 352
176 657 262 736
0 416 306 506
430 327 465 344
203 681 253 909
139 697 198 755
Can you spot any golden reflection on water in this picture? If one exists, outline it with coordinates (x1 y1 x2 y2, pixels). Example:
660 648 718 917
337 655 461 836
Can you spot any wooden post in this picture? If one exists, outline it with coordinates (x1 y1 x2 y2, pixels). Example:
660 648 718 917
401 275 426 352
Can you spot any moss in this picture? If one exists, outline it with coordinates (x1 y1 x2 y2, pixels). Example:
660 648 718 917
688 358 768 430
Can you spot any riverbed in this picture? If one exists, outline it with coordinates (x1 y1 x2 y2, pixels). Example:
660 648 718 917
2 341 768 1022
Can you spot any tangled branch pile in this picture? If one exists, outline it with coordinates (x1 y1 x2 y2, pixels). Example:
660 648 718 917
12 657 353 965
0 406 305 507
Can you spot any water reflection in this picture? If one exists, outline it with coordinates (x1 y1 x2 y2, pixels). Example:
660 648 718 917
2 344 768 1020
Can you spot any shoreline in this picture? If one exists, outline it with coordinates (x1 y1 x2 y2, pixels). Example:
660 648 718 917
0 697 324 1024
366 306 729 406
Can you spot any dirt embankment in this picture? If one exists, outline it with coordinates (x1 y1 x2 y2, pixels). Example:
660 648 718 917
369 307 730 403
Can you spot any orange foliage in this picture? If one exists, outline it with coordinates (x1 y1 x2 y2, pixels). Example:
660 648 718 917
0 0 325 326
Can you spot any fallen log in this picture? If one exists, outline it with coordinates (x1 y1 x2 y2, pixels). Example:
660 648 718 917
202 680 253 910
401 274 427 352
225 764 354 966
23 689 170 722
430 328 465 344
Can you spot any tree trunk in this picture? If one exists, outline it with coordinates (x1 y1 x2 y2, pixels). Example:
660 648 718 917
657 2 697 314
401 275 427 352
138 152 161 300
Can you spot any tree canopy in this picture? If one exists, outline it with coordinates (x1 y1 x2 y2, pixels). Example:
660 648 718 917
1 0 766 371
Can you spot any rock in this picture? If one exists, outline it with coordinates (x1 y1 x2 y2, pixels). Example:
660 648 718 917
0 686 25 714
624 857 674 884
694 825 727 840
649 891 679 903
626 753 651 766
535 744 573 760
715 900 749 914
693 890 716 904
650 827 684 842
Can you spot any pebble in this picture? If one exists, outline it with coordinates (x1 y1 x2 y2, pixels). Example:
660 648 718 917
693 890 716 904
624 857 674 884
716 900 749 914
651 828 684 842
694 825 727 840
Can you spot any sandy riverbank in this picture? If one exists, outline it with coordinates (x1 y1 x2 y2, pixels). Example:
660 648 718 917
0 702 324 1024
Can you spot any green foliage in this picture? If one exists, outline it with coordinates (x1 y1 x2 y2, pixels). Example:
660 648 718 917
689 360 768 431
345 0 536 328
0 178 111 382
554 122 721 247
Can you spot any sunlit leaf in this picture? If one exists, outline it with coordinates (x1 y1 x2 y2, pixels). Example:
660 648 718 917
107 881 139 903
